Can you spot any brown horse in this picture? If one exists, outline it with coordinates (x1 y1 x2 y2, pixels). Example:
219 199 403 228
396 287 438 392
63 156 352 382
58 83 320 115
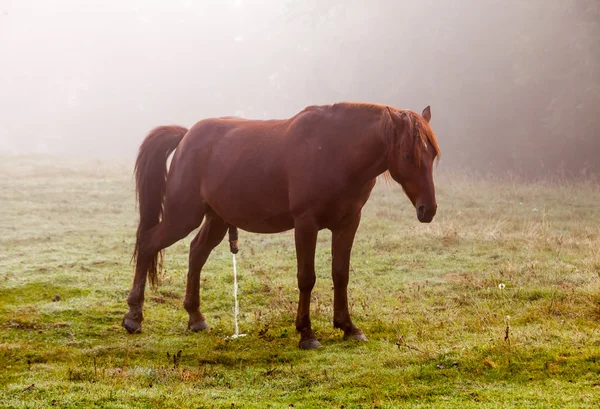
122 102 440 349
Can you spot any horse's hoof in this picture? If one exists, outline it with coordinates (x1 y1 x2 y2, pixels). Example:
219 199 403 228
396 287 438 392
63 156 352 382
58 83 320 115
298 338 322 350
344 331 368 342
188 320 209 332
122 318 142 334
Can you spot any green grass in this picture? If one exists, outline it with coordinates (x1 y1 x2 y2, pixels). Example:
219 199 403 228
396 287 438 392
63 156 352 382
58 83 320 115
1 154 599 408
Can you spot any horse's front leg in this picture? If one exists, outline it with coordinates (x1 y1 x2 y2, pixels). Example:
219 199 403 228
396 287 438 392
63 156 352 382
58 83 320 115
331 212 368 341
294 217 321 350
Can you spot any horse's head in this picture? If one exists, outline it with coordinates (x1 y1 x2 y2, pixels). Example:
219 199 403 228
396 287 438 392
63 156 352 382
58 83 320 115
385 106 440 223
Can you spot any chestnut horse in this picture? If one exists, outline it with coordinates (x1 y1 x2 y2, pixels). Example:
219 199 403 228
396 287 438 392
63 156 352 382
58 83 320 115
123 102 440 349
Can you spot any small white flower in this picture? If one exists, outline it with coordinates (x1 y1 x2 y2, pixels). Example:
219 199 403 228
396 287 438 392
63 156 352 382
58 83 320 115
498 283 506 289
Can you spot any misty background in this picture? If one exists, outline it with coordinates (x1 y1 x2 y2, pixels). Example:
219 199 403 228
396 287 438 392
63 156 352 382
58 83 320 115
1 0 598 178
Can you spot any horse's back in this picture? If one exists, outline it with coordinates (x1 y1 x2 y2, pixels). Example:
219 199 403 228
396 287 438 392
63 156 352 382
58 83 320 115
182 104 340 144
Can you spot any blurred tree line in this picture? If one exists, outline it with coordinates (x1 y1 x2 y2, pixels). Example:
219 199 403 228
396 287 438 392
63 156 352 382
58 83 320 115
281 0 600 178
1 0 598 178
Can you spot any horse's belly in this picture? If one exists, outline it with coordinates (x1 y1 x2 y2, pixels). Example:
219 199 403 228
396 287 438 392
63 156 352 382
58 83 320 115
227 212 295 234
206 194 295 234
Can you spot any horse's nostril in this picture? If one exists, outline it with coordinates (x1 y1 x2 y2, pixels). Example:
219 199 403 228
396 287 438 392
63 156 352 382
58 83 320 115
417 205 426 219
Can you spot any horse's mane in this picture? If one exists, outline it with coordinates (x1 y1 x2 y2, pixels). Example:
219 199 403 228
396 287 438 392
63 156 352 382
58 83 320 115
378 107 441 184
406 110 441 166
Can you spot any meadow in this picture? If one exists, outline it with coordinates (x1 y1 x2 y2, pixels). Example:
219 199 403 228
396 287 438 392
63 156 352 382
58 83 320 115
1 154 599 408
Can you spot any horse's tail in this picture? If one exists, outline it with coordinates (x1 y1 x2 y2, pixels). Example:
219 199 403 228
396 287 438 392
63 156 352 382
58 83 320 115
133 125 188 288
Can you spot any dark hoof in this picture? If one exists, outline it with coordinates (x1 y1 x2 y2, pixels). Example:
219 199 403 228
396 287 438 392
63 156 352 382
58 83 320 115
299 339 322 350
122 318 142 334
188 320 209 332
344 331 368 342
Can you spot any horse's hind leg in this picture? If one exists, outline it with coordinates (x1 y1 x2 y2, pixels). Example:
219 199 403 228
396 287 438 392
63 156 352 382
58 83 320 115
123 246 154 333
123 206 206 334
184 211 229 331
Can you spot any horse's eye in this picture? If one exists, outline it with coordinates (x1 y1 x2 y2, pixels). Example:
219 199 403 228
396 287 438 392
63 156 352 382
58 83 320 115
403 152 413 160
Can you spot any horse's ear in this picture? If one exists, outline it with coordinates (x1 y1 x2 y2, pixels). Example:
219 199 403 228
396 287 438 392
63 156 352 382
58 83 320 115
422 105 431 123
386 107 410 137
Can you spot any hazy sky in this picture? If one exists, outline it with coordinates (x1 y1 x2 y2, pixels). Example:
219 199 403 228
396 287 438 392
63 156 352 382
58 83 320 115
1 0 598 175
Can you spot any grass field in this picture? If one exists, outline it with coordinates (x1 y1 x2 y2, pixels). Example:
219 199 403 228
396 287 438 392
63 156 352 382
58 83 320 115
1 154 599 408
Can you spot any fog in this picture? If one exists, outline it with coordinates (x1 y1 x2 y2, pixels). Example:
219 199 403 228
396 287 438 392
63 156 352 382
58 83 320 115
1 0 598 177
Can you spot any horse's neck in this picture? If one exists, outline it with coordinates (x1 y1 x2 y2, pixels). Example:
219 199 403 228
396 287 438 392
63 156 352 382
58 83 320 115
340 112 389 184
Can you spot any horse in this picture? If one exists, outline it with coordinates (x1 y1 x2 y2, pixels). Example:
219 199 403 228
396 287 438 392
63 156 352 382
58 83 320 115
122 102 440 349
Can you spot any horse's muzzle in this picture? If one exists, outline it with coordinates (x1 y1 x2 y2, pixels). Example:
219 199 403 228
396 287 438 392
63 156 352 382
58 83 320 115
417 204 437 223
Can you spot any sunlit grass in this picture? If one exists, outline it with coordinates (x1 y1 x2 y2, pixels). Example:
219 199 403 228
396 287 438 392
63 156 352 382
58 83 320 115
1 154 599 408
